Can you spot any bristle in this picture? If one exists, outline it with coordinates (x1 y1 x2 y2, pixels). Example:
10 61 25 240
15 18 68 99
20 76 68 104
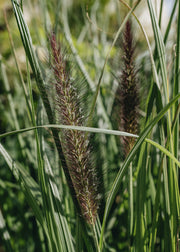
49 33 98 225
115 20 139 156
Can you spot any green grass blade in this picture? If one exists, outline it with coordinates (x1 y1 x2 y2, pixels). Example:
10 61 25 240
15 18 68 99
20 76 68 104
11 0 83 227
11 0 53 122
158 0 164 27
0 143 52 244
0 60 26 155
147 0 168 101
75 217 83 252
0 209 13 252
35 91 75 251
129 162 133 236
87 0 141 127
44 155 75 252
164 0 178 44
145 138 180 168
135 144 148 251
0 125 138 139
173 0 180 165
99 91 180 251
0 125 179 168
3 9 33 121
120 0 160 89
147 2 178 249
61 1 111 126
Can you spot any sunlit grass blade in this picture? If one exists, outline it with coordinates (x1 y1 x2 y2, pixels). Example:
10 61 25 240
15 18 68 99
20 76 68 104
0 125 138 139
0 124 180 168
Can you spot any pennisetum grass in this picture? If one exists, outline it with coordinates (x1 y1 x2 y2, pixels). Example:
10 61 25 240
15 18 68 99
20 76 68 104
112 18 139 245
0 0 179 251
49 33 99 226
114 19 139 156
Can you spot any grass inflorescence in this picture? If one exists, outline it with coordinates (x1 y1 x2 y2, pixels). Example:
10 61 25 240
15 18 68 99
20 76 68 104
0 1 179 251
114 20 139 156
50 33 99 225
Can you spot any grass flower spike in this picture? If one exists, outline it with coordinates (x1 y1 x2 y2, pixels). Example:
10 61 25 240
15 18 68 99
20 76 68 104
50 33 99 225
115 20 139 156
3 1 179 250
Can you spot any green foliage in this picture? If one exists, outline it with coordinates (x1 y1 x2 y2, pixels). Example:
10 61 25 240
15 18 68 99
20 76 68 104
0 0 179 251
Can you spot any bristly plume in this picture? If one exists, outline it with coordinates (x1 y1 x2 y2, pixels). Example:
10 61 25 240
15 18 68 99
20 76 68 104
49 33 99 225
115 20 139 156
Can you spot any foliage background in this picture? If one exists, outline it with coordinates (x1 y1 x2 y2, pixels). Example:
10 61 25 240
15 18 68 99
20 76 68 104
0 0 179 251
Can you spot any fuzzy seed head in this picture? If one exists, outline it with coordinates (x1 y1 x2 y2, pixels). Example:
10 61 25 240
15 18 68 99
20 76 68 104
50 33 98 225
115 20 139 156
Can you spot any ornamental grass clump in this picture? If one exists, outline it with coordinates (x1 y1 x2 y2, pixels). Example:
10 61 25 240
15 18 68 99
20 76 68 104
50 33 99 225
115 20 139 156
